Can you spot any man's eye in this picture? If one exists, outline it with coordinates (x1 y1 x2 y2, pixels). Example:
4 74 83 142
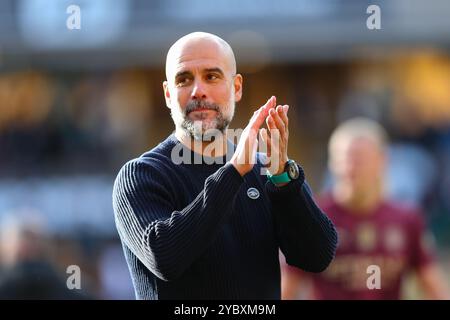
207 74 219 81
176 78 191 86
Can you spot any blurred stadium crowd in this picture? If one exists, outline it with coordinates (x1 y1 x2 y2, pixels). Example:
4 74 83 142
0 0 449 299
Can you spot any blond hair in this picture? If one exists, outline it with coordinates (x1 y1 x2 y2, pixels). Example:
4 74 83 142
329 117 388 158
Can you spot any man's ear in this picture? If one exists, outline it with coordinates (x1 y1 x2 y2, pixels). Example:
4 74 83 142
163 81 171 109
234 74 243 102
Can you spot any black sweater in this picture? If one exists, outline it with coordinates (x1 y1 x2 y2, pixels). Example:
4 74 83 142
113 134 337 300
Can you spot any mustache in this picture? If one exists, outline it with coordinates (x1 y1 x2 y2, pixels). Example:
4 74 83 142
185 100 221 115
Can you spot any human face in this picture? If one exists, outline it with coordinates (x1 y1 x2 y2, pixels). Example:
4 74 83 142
163 38 242 140
331 137 385 191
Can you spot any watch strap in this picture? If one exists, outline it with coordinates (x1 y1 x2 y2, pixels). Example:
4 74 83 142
267 171 291 184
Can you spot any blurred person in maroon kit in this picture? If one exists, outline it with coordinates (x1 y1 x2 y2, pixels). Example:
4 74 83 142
282 118 450 300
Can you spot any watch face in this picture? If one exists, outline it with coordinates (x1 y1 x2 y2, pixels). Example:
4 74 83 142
287 162 300 180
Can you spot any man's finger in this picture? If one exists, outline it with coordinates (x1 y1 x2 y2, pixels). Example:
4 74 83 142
266 113 276 131
279 105 289 132
251 96 276 129
255 96 275 123
260 128 271 158
267 112 285 146
269 107 286 136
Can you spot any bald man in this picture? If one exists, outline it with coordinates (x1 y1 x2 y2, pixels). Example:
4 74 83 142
113 32 337 300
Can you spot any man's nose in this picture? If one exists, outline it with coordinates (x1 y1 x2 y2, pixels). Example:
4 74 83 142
191 80 207 100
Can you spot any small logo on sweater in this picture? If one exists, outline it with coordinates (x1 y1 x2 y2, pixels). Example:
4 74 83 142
247 188 260 199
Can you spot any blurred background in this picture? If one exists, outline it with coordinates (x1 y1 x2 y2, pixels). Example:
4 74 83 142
0 0 449 299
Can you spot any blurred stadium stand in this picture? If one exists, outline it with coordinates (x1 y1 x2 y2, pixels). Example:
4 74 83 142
0 0 450 67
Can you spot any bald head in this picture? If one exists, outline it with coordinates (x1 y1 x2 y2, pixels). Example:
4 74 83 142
162 32 243 139
165 32 237 80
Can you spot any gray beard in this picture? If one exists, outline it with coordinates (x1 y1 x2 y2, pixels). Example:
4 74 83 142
179 101 231 141
181 117 230 141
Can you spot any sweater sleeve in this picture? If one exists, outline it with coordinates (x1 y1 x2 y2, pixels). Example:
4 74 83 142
265 175 338 273
113 160 244 281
